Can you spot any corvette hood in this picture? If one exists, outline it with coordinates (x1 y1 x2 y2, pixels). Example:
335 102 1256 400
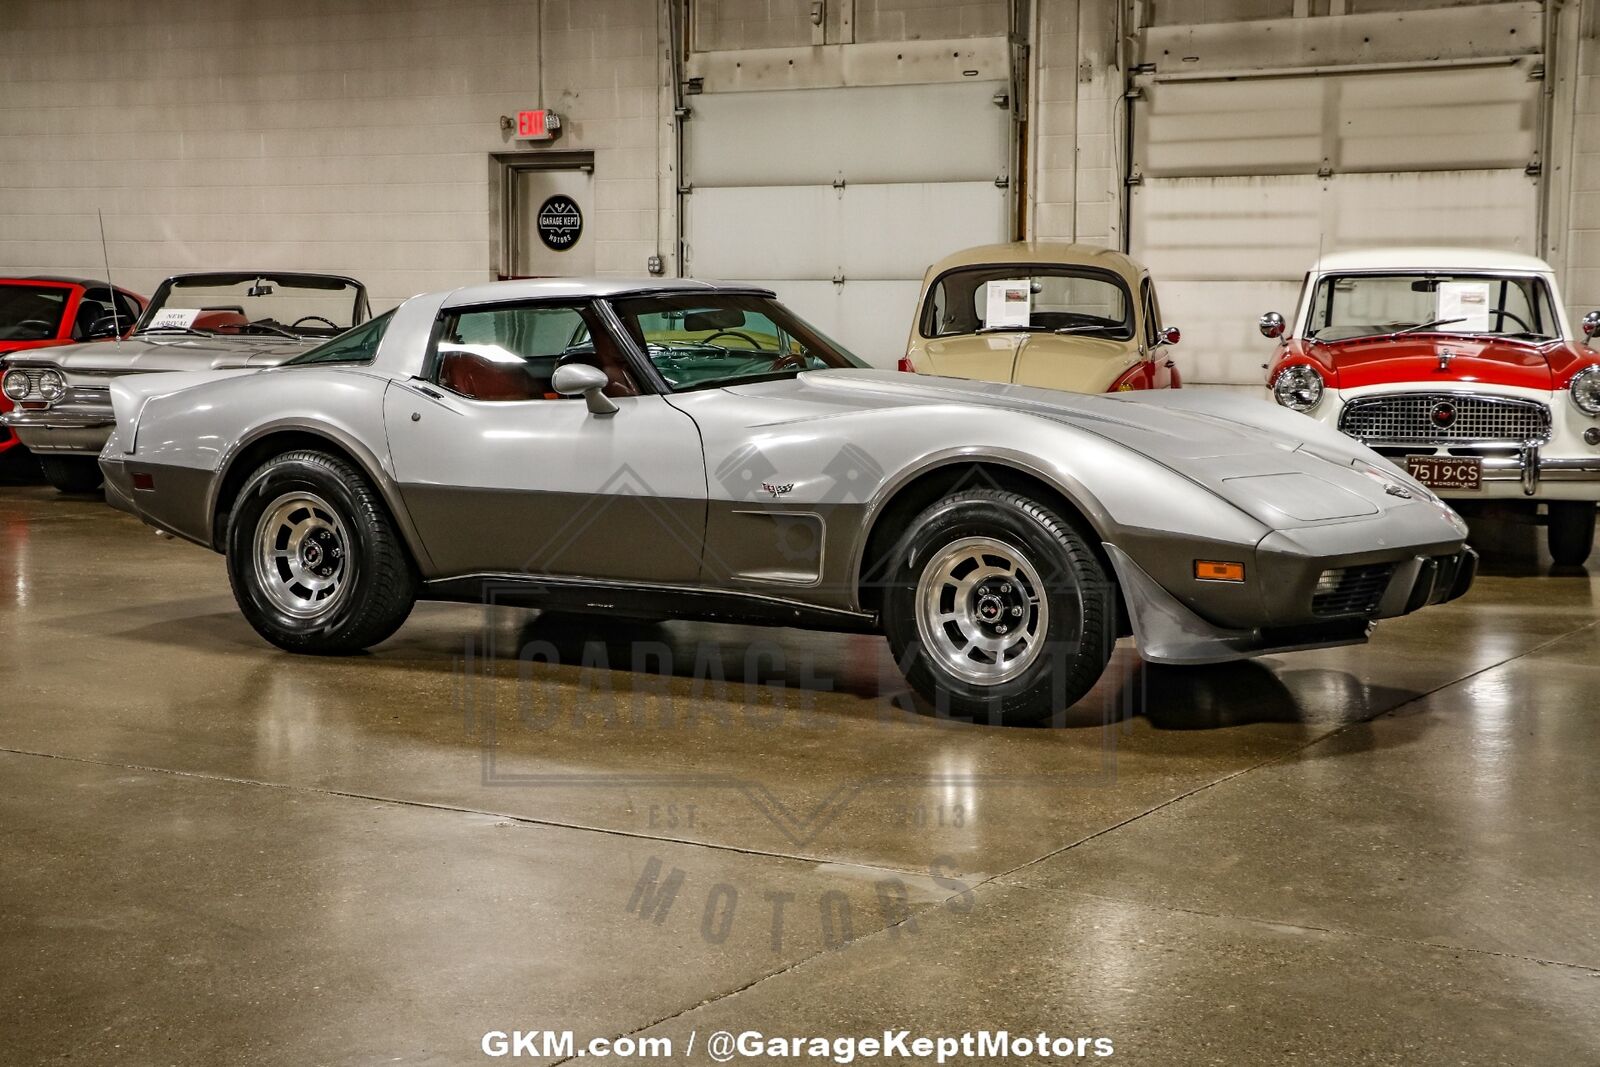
745 370 1302 458
1317 335 1558 390
721 370 1415 526
1 334 314 373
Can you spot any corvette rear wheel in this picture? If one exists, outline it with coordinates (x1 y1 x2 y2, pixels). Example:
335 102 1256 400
880 489 1115 724
1547 502 1596 567
226 450 417 653
39 455 103 494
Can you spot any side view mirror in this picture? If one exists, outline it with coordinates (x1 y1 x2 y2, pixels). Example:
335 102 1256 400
86 315 123 340
551 362 618 416
1157 325 1180 347
1583 310 1599 343
1259 311 1286 339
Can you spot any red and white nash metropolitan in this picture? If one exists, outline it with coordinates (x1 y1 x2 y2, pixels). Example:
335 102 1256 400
1263 248 1600 565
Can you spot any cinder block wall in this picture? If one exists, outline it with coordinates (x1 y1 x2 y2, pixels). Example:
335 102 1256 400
0 0 667 312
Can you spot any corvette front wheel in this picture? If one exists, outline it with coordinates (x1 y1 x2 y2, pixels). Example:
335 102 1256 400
880 489 1116 724
225 450 418 653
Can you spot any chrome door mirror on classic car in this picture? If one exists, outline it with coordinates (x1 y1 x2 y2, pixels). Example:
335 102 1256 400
1259 312 1286 339
1583 310 1599 342
551 362 618 416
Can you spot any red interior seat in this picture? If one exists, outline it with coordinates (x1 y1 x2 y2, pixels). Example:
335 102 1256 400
192 310 249 332
437 350 546 401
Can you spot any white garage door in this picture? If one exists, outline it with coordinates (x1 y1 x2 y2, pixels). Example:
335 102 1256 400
684 81 1011 366
1129 60 1544 386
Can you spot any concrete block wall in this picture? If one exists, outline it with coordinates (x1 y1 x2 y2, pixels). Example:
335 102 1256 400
854 0 1007 41
691 0 814 50
540 0 670 278
1029 0 1123 249
0 0 667 313
1553 0 1600 330
693 0 1005 49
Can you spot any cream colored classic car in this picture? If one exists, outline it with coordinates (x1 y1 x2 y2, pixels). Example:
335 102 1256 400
902 242 1181 392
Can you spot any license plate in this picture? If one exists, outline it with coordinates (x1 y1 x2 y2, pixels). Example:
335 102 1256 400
1405 455 1482 491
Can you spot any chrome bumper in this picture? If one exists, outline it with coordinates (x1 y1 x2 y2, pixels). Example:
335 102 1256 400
0 407 115 454
1369 440 1600 496
1479 445 1600 495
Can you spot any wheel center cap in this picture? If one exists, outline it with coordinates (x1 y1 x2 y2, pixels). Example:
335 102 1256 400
303 540 324 567
977 594 1003 621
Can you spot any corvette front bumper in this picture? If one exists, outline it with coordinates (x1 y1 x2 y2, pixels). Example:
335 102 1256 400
1106 540 1476 666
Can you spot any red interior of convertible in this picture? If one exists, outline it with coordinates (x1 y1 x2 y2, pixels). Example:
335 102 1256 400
193 310 249 332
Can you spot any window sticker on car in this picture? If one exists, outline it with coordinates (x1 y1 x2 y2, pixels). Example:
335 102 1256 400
985 279 1031 328
1437 282 1490 332
147 307 201 330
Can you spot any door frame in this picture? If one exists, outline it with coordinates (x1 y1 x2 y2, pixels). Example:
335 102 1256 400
490 150 596 280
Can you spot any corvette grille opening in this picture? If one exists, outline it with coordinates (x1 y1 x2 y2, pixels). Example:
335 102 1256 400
1311 564 1396 617
1340 393 1550 444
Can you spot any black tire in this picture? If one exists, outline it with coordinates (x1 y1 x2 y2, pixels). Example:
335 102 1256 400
1547 501 1596 566
225 450 418 653
39 455 103 494
879 489 1115 724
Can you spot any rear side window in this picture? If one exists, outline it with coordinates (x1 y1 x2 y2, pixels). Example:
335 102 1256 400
285 308 395 365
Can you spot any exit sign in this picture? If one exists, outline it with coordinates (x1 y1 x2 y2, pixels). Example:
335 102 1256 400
515 109 561 140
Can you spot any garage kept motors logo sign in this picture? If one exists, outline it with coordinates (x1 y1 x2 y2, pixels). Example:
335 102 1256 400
536 195 583 251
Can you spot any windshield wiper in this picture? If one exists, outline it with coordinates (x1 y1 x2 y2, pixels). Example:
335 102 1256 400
1312 318 1472 344
1389 317 1468 338
1053 324 1112 335
238 320 298 339
135 325 215 338
974 324 1048 334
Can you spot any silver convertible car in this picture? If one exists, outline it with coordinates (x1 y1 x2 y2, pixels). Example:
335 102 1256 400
2 271 368 492
99 279 1475 722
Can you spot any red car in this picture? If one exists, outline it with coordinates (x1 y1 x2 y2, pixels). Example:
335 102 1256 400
0 277 144 458
1263 248 1600 564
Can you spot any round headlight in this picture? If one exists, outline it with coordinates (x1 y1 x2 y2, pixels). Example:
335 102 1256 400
1570 366 1600 416
1 369 30 401
1272 364 1324 411
36 369 65 403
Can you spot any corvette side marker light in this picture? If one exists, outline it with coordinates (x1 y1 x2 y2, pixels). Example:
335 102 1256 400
1195 560 1245 582
132 473 155 491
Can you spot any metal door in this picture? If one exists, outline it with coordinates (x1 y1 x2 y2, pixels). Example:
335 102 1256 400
1129 60 1544 386
507 163 596 278
683 81 1012 366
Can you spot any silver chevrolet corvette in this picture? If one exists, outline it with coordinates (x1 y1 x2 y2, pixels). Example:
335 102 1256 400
99 279 1475 722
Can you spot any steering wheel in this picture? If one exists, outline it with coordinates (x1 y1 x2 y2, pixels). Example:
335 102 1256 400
12 319 54 335
290 315 340 330
1489 308 1531 332
703 330 762 350
769 350 809 372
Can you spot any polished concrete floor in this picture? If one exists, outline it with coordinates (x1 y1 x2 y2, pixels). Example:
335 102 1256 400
2 475 1599 1066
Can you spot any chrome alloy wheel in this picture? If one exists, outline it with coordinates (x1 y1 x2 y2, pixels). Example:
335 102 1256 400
253 492 351 619
914 536 1050 686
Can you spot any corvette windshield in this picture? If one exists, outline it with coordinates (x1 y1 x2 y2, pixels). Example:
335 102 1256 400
134 273 366 340
922 266 1134 340
608 293 866 392
0 284 70 341
1307 273 1561 342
